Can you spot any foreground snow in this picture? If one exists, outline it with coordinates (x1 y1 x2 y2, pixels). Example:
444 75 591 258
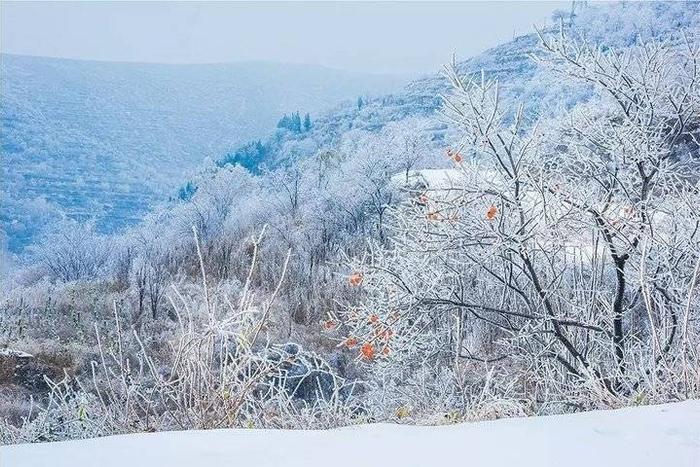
3 401 699 467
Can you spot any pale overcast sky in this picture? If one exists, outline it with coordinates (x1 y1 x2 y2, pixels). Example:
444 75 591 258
1 1 568 74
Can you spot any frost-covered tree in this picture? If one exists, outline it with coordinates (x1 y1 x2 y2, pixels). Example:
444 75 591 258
335 28 700 408
30 220 110 282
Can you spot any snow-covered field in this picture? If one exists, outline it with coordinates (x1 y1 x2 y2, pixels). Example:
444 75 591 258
3 401 699 467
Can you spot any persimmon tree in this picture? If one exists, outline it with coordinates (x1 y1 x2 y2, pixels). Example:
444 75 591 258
335 28 700 408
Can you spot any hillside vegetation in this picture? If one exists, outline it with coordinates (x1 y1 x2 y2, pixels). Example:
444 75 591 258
1 2 699 445
1 56 407 252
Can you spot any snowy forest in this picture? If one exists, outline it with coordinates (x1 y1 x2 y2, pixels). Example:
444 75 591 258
1 1 700 455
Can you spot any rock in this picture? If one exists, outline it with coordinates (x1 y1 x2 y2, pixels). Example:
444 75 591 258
0 348 34 386
269 343 345 404
0 348 65 392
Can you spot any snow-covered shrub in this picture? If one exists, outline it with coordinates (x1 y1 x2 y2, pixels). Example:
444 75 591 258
0 229 358 444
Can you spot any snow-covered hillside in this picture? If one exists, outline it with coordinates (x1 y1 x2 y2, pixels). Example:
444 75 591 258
0 56 407 252
3 2 698 256
3 401 699 467
214 3 700 173
1 3 700 457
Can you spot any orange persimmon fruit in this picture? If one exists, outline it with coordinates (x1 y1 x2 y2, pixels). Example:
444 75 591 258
360 343 375 360
344 337 358 348
486 205 498 220
348 272 364 286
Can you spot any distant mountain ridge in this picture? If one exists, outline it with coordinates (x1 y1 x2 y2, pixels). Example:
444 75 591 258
1 56 408 252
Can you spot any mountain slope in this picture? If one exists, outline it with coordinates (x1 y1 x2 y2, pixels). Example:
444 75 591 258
219 2 700 175
0 56 407 252
4 401 699 467
3 2 697 255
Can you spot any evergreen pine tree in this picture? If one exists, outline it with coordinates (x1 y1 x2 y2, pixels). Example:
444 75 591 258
292 112 302 132
277 114 290 129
